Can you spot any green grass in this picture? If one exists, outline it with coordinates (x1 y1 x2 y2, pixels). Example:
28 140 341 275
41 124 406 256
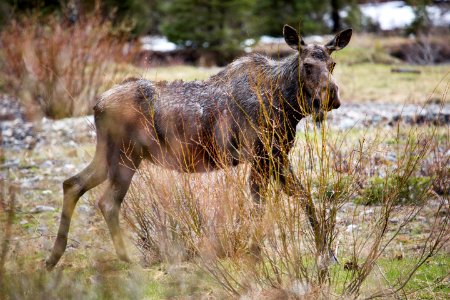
2 247 447 299
378 255 450 298
354 176 432 205
328 255 449 298
334 63 449 104
144 280 166 299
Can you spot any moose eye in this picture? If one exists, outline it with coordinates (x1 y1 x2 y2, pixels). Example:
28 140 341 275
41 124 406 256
303 63 313 75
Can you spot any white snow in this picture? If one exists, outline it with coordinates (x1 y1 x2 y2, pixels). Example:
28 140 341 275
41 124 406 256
360 1 450 30
259 34 326 45
360 1 415 30
259 35 285 44
139 35 177 52
426 5 450 27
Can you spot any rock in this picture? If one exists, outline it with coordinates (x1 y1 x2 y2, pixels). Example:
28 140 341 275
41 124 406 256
64 164 76 172
328 103 450 130
41 160 54 168
386 153 397 162
77 204 91 213
341 202 356 211
346 224 358 233
290 280 311 296
24 135 34 142
0 160 20 169
337 118 358 130
37 225 48 234
30 205 56 214
389 217 400 224
364 208 375 215
3 128 13 137
415 216 427 222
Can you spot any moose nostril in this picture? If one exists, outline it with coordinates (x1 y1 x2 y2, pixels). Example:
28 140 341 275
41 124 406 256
313 100 321 110
333 101 341 109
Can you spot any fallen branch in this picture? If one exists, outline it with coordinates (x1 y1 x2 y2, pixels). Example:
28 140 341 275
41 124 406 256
391 68 421 74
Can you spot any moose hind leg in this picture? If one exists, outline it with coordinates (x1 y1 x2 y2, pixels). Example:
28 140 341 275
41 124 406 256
46 161 107 270
98 152 141 262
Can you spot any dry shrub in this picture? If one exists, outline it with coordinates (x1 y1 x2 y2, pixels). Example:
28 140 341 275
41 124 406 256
0 181 16 292
124 164 253 265
111 43 449 296
326 123 448 298
123 103 448 298
388 35 450 65
0 11 131 119
421 130 449 196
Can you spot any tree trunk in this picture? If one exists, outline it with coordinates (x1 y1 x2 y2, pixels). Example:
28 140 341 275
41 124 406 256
331 0 341 33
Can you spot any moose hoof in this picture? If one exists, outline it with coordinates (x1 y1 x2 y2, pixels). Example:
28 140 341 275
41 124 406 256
45 258 57 271
117 253 132 263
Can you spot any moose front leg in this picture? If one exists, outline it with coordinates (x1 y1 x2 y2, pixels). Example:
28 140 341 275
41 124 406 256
279 165 320 244
247 154 337 267
280 163 338 269
248 166 267 217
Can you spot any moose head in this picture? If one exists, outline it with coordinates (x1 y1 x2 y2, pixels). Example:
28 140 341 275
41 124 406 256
283 25 352 117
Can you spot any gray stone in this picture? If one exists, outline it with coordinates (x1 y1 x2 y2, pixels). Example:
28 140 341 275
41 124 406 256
346 224 358 233
37 225 48 234
3 128 13 137
30 205 56 214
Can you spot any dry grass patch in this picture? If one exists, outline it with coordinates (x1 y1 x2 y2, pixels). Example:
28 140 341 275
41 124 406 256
0 12 132 119
123 115 448 298
334 63 449 104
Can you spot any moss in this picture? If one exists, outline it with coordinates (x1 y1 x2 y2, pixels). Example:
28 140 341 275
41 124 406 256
355 176 432 205
377 255 450 299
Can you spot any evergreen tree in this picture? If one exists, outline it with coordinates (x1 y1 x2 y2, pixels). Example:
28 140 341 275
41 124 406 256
103 0 162 35
252 0 328 36
251 0 360 36
405 0 432 35
160 0 254 57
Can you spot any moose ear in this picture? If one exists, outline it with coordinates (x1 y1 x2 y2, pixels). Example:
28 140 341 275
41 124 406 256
326 28 352 52
283 25 306 50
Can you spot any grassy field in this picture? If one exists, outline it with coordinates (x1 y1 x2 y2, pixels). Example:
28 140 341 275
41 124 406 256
1 120 448 298
1 33 449 299
335 63 449 104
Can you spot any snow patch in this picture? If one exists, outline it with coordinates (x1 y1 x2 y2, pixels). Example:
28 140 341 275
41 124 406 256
139 36 177 52
259 35 285 44
360 1 450 30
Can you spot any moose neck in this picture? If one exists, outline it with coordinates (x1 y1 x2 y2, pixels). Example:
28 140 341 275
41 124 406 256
271 53 304 125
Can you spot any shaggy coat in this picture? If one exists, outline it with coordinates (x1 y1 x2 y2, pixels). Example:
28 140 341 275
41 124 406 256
93 53 305 172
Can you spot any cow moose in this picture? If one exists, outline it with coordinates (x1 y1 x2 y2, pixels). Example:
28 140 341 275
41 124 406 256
46 25 352 270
